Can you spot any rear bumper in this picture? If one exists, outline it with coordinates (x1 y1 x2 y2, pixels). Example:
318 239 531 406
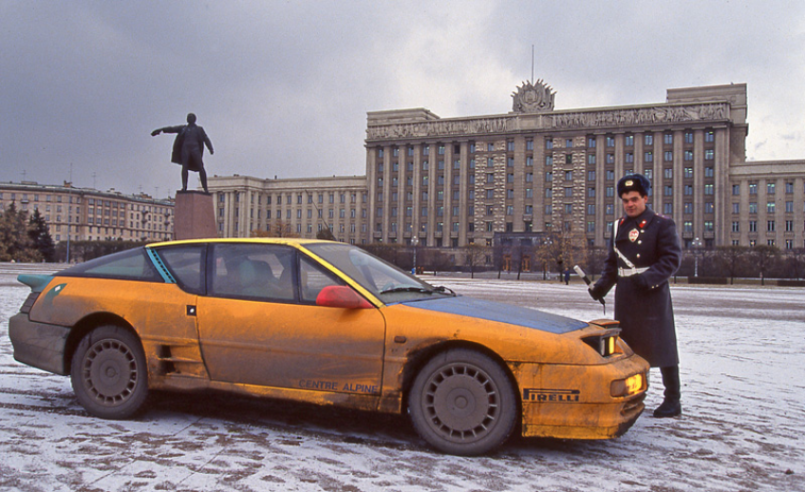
8 313 70 375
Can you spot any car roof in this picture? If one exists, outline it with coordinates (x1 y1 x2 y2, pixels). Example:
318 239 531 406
146 238 335 249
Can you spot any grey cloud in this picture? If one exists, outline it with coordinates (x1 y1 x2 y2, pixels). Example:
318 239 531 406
1 0 803 197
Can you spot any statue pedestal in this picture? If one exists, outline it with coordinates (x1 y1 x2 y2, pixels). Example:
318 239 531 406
174 191 217 240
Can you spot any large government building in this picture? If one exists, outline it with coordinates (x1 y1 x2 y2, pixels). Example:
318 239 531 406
0 181 174 243
9 82 800 259
207 81 805 254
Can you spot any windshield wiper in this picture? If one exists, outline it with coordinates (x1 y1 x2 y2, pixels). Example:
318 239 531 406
380 286 432 294
429 285 456 296
380 285 457 296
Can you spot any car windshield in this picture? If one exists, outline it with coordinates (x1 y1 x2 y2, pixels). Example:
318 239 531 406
304 243 455 304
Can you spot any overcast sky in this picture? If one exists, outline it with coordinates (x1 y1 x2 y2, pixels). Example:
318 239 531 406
2 0 803 198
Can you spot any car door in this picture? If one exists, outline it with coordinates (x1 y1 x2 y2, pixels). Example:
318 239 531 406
196 243 386 395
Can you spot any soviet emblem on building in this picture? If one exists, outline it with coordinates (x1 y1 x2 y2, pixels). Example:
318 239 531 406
512 79 556 113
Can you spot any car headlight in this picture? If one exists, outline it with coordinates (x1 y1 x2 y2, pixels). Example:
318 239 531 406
583 333 619 357
611 373 645 397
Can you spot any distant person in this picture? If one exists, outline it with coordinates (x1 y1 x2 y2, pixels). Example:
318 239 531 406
589 174 683 418
564 269 570 285
151 113 214 193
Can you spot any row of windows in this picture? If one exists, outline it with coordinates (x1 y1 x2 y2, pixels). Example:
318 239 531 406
373 197 731 221
376 140 537 158
223 192 367 206
0 202 171 222
373 216 800 238
0 196 169 214
734 182 804 195
369 195 780 235
732 220 803 233
378 149 719 172
585 150 716 165
734 201 803 214
376 149 715 179
223 207 368 221
586 131 716 148
374 128 719 160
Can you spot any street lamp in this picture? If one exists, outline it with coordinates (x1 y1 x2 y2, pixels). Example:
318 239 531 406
692 237 703 277
411 236 419 275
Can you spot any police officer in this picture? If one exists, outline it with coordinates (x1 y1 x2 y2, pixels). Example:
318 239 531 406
589 174 683 418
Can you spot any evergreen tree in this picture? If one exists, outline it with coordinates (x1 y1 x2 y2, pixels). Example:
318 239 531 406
28 208 56 261
0 202 41 262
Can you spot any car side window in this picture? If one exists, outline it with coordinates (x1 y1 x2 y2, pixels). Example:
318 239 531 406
59 247 161 282
157 245 206 294
299 255 343 304
209 244 296 302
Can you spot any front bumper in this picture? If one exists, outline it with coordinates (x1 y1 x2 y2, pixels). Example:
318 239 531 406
512 354 650 440
8 313 70 375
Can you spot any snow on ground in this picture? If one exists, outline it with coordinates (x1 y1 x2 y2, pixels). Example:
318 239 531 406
0 267 803 492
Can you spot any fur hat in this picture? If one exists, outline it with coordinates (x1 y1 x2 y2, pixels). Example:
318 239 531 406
617 174 651 197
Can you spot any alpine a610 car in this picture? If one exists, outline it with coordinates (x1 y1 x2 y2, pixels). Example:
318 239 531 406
9 238 648 455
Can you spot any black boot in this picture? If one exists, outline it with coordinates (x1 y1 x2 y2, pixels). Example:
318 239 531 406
653 366 681 418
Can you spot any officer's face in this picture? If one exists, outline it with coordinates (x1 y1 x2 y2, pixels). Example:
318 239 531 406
621 191 648 218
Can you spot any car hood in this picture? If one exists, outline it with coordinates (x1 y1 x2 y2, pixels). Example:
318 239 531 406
400 296 587 334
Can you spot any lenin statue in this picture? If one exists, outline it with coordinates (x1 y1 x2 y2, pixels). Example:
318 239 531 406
151 113 214 193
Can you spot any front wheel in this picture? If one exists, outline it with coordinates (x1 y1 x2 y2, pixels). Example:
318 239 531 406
409 349 517 455
70 325 149 419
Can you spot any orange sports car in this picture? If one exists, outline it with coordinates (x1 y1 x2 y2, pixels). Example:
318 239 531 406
9 238 648 455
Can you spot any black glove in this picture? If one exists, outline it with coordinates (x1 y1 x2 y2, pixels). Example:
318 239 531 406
589 282 607 301
633 273 649 290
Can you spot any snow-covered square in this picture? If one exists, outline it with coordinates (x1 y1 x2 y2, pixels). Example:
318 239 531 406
1 268 803 492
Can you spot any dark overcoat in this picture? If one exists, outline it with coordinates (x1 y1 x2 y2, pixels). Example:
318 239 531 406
593 208 682 367
157 124 213 170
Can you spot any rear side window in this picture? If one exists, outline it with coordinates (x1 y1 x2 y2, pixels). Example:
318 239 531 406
60 247 162 282
157 245 206 294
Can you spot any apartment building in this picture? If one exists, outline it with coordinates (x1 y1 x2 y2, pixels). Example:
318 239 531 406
0 181 174 242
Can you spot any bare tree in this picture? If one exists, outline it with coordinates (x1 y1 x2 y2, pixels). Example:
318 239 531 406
714 245 748 285
751 245 780 286
512 242 525 280
464 243 489 279
316 227 336 241
584 246 609 281
785 248 805 280
252 220 300 238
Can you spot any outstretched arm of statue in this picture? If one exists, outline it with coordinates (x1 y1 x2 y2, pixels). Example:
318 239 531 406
151 125 184 136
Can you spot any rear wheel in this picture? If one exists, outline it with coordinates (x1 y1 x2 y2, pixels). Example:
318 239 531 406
70 325 149 419
409 349 517 455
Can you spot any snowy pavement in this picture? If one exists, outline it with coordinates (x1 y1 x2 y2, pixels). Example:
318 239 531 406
1 271 803 492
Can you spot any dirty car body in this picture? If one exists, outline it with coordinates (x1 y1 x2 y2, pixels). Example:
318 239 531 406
9 238 649 455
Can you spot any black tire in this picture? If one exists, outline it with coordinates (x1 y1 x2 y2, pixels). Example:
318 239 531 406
70 325 149 419
409 349 517 455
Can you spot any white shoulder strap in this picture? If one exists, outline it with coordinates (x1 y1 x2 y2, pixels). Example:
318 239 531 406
612 218 636 269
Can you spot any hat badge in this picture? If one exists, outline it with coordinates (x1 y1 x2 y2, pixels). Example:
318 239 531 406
625 180 634 186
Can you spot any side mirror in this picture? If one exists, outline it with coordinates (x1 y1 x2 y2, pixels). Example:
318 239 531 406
315 285 373 309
